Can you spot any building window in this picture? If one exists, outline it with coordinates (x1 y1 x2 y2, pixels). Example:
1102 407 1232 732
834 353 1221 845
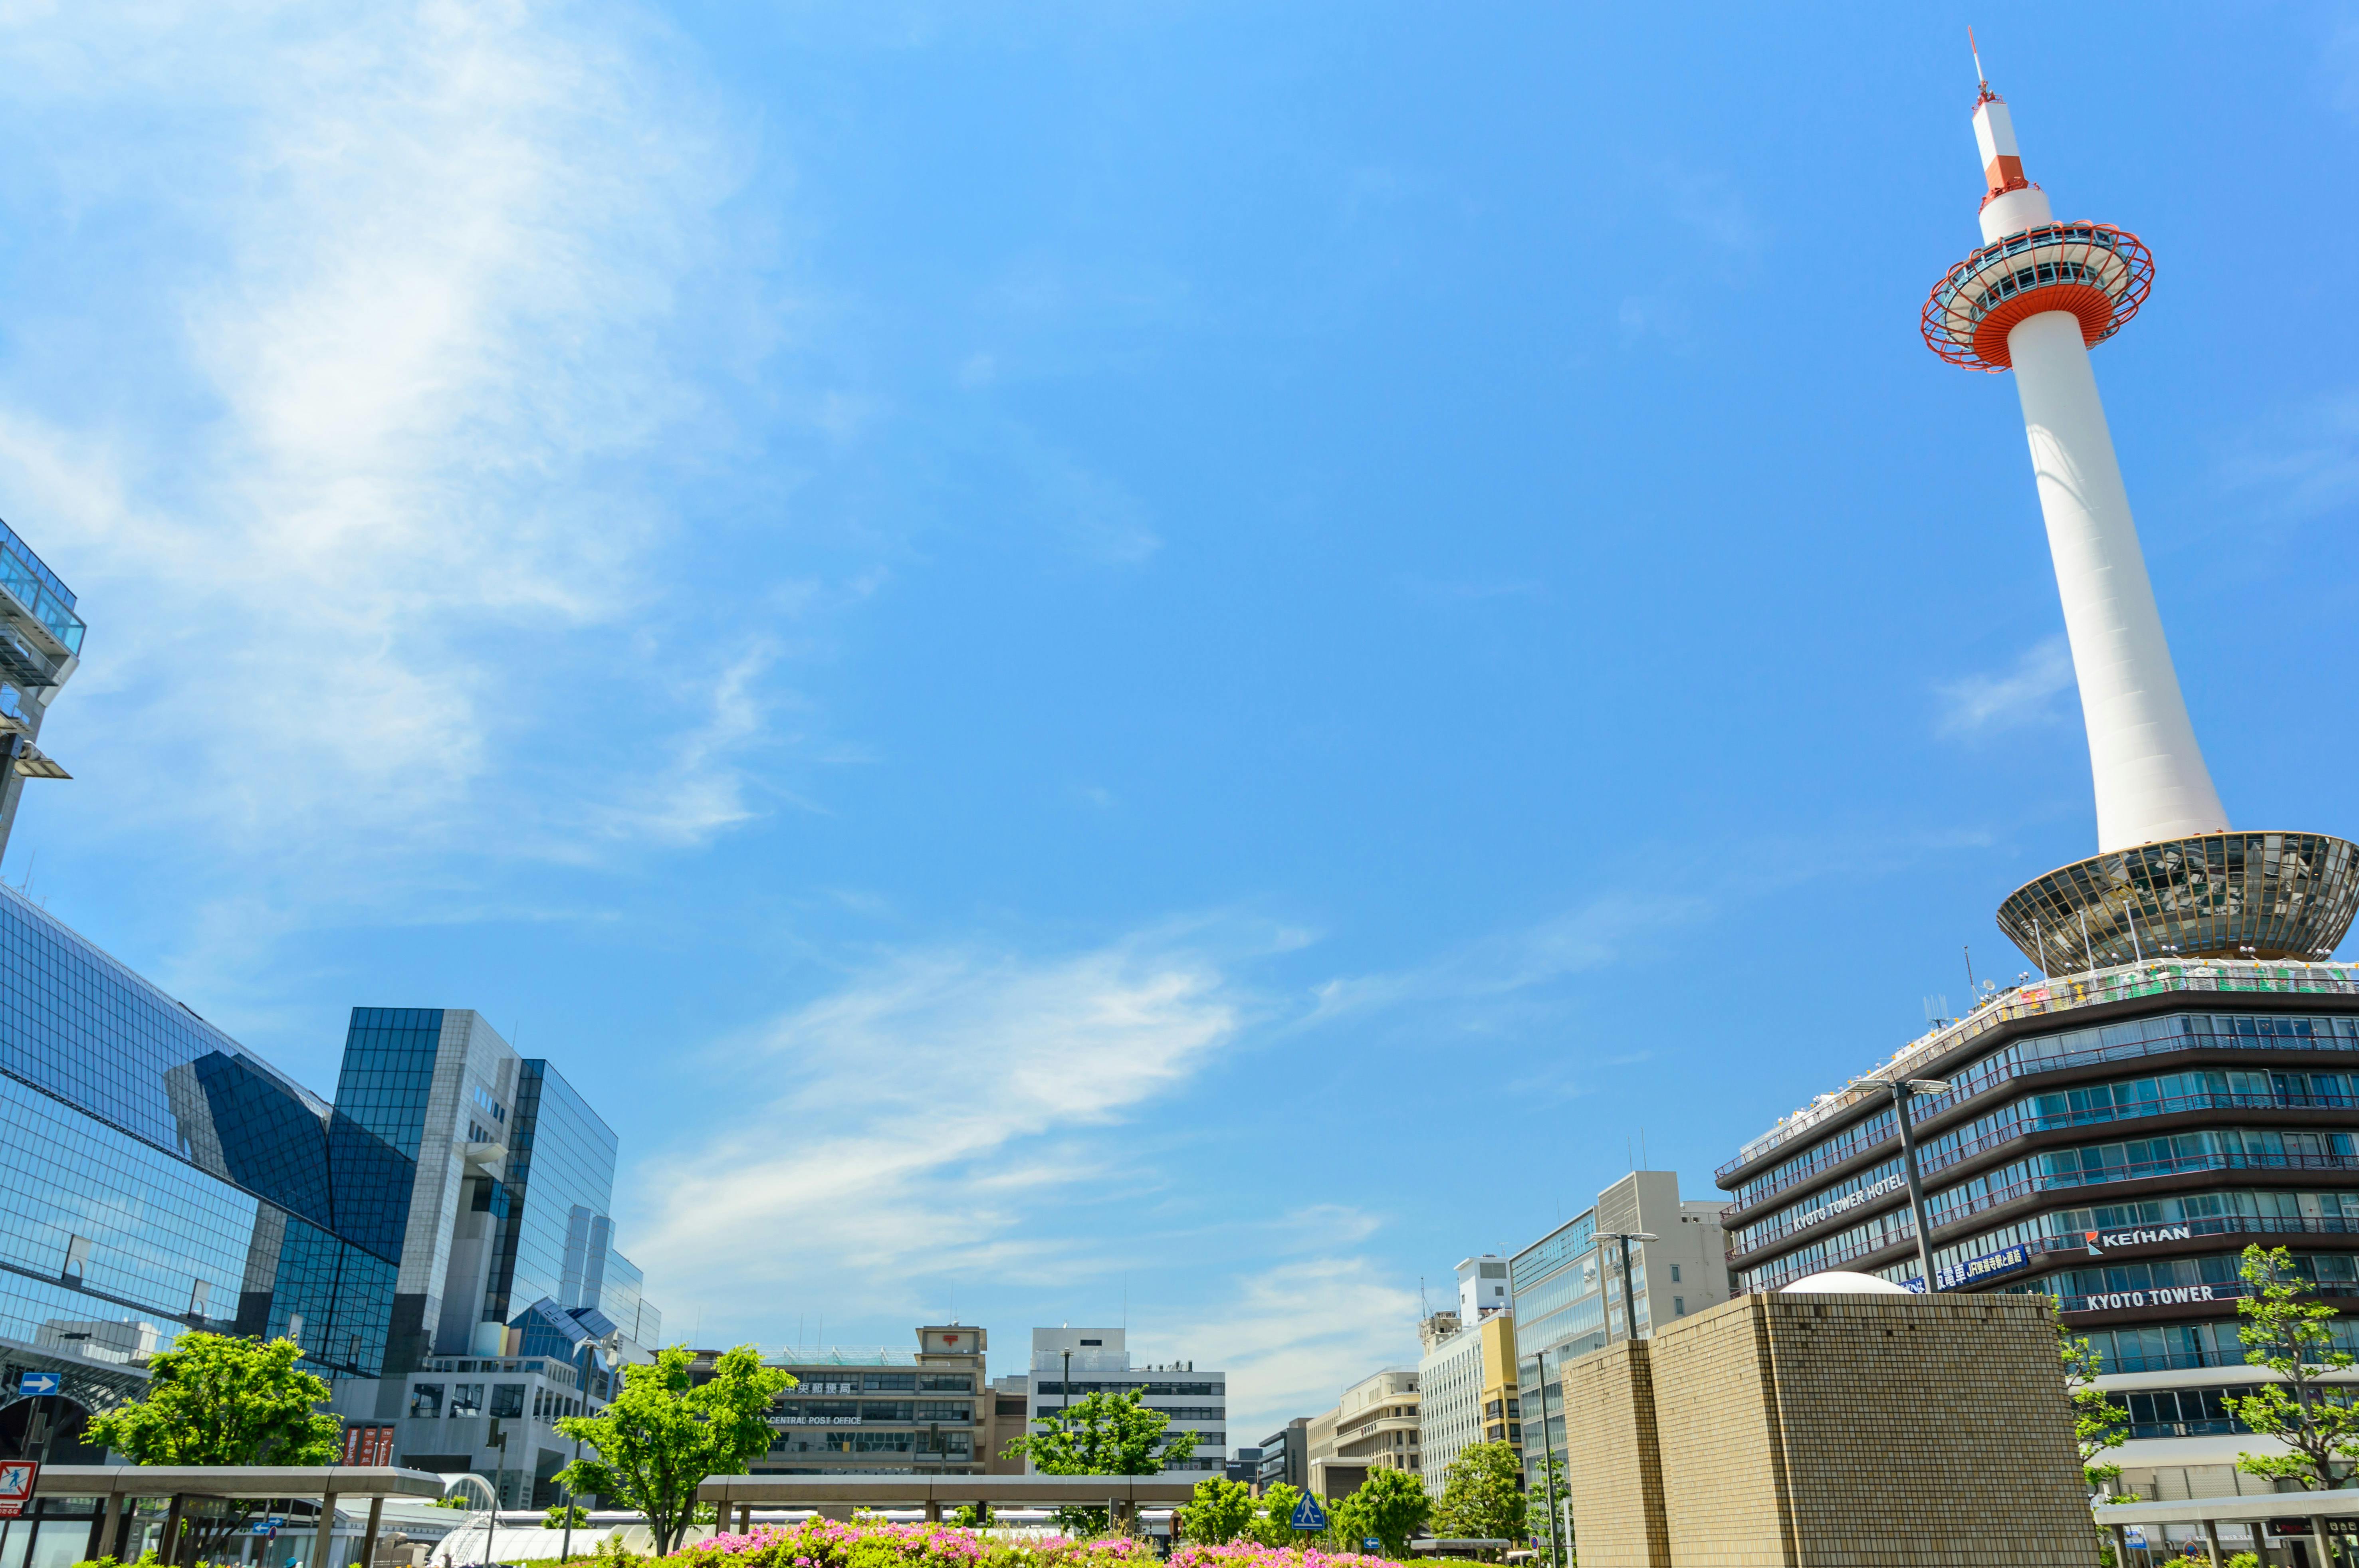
1674 1297 1686 1316
450 1384 484 1418
492 1384 525 1419
1670 1265 1682 1283
410 1384 444 1419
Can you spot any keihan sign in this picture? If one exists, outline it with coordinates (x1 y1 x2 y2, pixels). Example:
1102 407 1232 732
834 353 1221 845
2084 1224 2193 1252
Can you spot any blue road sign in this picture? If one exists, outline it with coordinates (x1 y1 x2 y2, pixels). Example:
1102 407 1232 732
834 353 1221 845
1290 1495 1328 1532
16 1373 58 1397
1363 1539 1380 1553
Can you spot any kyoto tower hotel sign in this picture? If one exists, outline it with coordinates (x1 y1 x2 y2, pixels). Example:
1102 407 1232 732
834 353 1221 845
1921 55 2359 973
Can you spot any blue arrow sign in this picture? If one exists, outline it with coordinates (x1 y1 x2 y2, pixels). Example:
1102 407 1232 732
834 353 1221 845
16 1373 58 1397
1290 1495 1328 1532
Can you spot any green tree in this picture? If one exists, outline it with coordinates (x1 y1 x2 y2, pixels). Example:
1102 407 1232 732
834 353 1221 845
1003 1388 1197 1534
82 1332 341 1563
2055 1300 2131 1492
1250 1483 1308 1548
1180 1477 1257 1544
1526 1450 1568 1563
553 1345 793 1553
543 1503 591 1530
1003 1388 1198 1473
1433 1442 1526 1542
2220 1245 2359 1489
1332 1469 1433 1559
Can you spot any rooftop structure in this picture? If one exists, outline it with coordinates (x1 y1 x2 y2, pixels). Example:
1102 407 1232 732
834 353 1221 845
1920 67 2358 973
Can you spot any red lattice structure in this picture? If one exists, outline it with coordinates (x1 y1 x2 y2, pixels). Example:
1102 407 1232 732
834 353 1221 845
1921 222 2154 372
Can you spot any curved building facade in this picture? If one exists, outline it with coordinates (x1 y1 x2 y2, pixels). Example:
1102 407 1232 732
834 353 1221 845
1717 957 2359 1495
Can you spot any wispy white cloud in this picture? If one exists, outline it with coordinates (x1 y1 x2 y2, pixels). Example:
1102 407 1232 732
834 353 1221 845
1305 892 1712 1031
0 2 777 885
628 927 1256 1332
1935 636 2075 737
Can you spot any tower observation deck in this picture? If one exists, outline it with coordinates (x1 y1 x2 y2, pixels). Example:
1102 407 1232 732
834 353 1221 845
1923 74 2358 973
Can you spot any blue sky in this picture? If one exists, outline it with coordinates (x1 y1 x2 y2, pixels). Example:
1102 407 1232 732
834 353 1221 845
1 4 2357 1445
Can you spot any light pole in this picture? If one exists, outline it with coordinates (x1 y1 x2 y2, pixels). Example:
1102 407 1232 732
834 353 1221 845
559 1434 582 1562
1532 1346 1564 1568
1597 1232 1660 1342
1854 1075 1952 1292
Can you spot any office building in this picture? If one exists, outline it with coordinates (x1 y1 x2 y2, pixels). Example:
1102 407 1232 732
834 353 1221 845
1024 1328 1223 1473
0 516 82 861
0 944 663 1508
1255 1417 1309 1495
340 1009 665 1503
0 879 411 1465
1416 1256 1519 1493
695 1326 995 1477
1507 1173 1731 1495
1225 1445 1263 1485
1718 66 2359 1505
1306 1367 1418 1499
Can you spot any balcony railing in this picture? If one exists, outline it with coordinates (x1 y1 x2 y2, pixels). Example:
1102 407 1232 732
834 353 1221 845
1735 1155 2359 1289
1729 1094 2359 1257
1720 960 2359 1184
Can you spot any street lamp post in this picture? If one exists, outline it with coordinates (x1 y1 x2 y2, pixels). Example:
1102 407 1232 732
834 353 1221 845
560 1434 583 1562
1854 1076 1953 1292
1598 1232 1660 1342
1532 1346 1564 1568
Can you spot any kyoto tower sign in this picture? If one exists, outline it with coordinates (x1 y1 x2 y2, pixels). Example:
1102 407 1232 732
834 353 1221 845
1921 51 2359 974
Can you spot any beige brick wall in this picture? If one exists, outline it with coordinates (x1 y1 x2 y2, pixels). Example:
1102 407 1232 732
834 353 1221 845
1558 1340 1671 1568
1644 1292 2099 1568
1646 1295 1796 1568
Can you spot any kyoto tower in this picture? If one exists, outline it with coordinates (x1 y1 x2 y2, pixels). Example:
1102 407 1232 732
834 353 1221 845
1920 51 2359 974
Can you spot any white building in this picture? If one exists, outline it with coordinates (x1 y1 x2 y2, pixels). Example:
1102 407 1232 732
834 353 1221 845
1025 1327 1223 1473
1417 1256 1518 1492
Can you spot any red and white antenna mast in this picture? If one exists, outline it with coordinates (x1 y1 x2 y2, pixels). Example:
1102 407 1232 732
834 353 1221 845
1920 53 2217 858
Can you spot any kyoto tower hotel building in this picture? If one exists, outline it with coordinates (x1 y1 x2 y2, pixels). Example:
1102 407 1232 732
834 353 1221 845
1713 69 2359 1499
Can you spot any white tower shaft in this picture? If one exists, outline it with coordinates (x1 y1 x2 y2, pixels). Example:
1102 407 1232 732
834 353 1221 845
2006 312 2226 850
1970 95 2228 852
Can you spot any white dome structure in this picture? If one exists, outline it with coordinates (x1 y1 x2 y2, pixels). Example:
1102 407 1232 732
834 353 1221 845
1778 1271 1914 1295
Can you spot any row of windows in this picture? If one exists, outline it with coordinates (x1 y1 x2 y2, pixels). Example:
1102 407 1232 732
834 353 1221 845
1728 1011 2359 1214
1737 1068 2359 1256
788 1372 976 1394
2008 1249 2359 1304
408 1380 586 1421
1031 1380 1222 1397
1917 1189 2359 1285
1741 1127 2359 1286
2079 1318 2359 1375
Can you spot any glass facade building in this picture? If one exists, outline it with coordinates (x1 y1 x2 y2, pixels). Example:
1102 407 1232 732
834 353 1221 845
492 1060 620 1328
0 877 410 1450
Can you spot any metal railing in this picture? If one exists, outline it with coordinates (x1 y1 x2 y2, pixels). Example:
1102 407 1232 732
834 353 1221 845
1735 1156 2359 1289
1730 1095 2359 1257
1719 960 2359 1192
